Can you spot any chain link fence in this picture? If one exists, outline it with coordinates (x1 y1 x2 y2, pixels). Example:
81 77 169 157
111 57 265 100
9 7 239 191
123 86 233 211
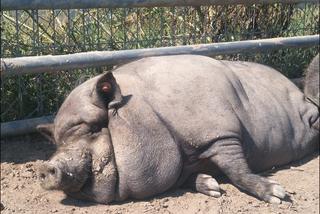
1 3 319 124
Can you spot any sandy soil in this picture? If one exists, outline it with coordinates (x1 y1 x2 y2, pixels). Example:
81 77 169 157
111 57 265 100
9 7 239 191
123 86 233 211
1 134 319 214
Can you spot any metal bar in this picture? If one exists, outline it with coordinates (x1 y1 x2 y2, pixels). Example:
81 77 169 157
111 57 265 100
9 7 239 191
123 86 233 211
0 76 304 137
1 116 54 137
1 0 318 10
1 35 319 77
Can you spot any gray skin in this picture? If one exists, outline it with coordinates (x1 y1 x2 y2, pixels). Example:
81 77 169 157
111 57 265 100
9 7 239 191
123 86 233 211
38 55 319 205
304 54 319 107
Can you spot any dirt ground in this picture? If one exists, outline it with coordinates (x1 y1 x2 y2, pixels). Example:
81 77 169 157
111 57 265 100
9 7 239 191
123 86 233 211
1 134 319 214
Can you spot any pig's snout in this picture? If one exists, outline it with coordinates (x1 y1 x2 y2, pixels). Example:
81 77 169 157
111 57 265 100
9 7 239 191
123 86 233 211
38 163 62 190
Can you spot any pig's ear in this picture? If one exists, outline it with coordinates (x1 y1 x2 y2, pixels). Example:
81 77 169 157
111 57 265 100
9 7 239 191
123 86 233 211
97 72 123 109
36 123 55 143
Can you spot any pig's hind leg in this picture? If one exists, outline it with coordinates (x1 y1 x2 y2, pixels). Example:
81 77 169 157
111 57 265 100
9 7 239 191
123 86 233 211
185 173 221 197
199 138 286 204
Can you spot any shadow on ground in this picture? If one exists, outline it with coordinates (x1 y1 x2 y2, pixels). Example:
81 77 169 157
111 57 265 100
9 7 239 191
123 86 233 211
260 151 319 177
60 188 188 207
1 134 56 163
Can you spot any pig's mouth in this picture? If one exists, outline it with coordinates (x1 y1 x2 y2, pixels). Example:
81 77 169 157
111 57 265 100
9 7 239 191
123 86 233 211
38 163 63 190
38 162 90 193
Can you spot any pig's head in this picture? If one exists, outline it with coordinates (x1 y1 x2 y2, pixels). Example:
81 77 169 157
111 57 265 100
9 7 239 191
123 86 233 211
37 71 123 145
304 54 319 107
38 129 117 203
37 71 122 203
38 139 91 192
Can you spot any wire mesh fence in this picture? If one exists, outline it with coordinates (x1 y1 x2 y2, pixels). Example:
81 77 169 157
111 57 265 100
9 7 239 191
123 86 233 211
1 3 319 123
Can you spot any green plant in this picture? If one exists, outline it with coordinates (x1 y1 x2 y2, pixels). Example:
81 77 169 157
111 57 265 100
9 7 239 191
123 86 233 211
1 4 319 122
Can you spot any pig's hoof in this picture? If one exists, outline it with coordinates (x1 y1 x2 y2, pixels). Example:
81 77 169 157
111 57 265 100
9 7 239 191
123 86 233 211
263 181 286 204
195 174 221 198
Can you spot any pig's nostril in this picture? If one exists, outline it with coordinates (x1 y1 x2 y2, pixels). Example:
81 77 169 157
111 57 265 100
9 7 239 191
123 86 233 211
48 167 56 175
39 173 46 180
38 165 56 181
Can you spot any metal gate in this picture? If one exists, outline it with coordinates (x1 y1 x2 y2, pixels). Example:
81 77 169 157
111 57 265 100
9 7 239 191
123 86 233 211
1 0 319 136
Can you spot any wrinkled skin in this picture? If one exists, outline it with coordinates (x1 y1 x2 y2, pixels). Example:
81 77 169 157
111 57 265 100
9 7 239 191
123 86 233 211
38 129 117 204
38 55 319 205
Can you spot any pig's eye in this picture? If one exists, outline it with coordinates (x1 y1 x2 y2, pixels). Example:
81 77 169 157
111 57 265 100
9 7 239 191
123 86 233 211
91 124 100 133
101 82 112 93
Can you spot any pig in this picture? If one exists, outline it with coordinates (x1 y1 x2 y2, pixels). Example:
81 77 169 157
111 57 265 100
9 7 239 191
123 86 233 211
304 54 319 107
37 54 319 205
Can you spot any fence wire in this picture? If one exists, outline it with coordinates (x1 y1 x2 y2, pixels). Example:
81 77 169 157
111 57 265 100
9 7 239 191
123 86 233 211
1 3 319 122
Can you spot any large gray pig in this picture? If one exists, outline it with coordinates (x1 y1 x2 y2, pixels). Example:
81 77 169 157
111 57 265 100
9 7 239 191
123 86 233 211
37 55 319 205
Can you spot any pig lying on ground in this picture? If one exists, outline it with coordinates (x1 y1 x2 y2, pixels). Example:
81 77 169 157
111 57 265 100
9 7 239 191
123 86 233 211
37 54 319 204
304 54 319 107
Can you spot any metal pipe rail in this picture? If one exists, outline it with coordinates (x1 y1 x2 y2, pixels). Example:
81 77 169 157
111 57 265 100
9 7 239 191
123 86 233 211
0 77 305 137
1 116 54 137
1 35 319 77
1 0 318 10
